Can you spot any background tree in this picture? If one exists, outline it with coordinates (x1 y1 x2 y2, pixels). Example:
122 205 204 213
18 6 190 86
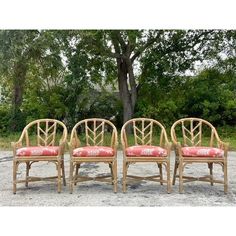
0 30 67 131
66 30 228 126
0 30 39 131
0 29 235 134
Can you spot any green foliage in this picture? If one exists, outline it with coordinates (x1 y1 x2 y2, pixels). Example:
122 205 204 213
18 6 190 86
183 69 236 125
0 29 236 136
136 67 236 127
0 105 11 133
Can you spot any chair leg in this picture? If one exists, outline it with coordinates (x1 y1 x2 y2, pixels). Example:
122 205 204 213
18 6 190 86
172 159 179 185
109 163 114 185
158 163 163 185
69 161 74 194
208 163 213 186
57 160 62 193
61 158 66 186
74 164 80 186
25 162 30 187
123 161 127 193
13 160 17 194
112 160 118 193
224 162 228 194
179 160 184 193
167 161 171 194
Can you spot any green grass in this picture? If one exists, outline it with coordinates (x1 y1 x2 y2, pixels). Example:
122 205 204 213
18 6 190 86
0 133 22 150
1 130 236 151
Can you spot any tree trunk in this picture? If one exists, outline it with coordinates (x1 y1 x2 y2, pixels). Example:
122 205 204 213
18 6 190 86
10 62 27 131
126 57 137 111
117 58 133 123
110 31 138 129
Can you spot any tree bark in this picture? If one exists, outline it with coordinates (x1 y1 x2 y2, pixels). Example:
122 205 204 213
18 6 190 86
110 31 137 128
126 57 137 111
116 58 133 124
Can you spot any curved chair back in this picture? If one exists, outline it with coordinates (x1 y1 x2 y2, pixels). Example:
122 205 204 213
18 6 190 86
171 117 221 147
70 118 117 148
121 118 169 148
18 119 67 147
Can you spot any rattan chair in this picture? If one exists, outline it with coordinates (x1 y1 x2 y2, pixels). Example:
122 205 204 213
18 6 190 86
68 118 118 193
12 119 68 194
171 117 229 193
121 118 172 193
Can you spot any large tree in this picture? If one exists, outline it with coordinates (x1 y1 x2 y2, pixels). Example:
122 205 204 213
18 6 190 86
0 30 66 131
0 30 40 130
66 30 225 125
1 30 232 131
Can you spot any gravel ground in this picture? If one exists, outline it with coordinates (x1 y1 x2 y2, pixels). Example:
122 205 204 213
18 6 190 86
0 150 236 206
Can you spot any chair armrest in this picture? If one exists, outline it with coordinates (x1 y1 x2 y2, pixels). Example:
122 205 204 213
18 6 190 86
218 141 229 158
164 141 172 157
68 141 74 150
173 142 182 157
111 142 118 151
219 141 229 150
164 141 172 150
111 131 118 150
59 138 66 147
11 141 22 148
69 137 78 149
11 141 22 157
57 138 67 157
68 137 79 155
175 142 182 148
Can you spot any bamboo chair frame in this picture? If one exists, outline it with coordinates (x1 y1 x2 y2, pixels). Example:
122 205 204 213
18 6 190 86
121 118 172 193
68 118 118 193
12 119 68 193
171 117 229 194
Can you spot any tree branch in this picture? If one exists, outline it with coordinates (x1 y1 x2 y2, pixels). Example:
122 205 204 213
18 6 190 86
131 31 162 62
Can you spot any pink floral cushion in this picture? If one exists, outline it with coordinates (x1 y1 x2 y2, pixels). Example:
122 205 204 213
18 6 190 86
126 145 167 157
181 147 224 157
16 146 59 156
73 146 114 157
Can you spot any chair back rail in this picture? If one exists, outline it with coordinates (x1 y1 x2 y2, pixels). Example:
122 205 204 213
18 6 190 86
70 118 117 148
121 118 169 148
171 117 221 147
18 119 67 146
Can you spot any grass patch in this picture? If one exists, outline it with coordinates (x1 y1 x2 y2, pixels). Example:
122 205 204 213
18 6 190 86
0 133 22 150
1 128 236 151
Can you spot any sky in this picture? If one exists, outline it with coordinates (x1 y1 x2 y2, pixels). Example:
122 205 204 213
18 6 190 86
0 0 235 29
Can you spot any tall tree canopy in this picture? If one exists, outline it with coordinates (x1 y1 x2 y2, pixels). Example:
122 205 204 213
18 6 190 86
0 29 235 133
0 30 66 131
66 30 231 124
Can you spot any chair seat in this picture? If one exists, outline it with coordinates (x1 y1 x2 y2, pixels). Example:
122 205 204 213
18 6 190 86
16 146 59 156
126 145 167 157
181 146 224 157
73 146 114 157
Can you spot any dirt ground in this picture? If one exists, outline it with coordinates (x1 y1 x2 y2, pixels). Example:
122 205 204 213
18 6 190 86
0 150 235 206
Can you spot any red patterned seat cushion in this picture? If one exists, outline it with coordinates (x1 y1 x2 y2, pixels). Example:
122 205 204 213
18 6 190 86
16 146 59 156
73 146 114 157
126 145 167 157
181 147 224 157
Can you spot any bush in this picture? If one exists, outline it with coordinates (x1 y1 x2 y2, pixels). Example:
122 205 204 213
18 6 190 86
0 105 11 133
